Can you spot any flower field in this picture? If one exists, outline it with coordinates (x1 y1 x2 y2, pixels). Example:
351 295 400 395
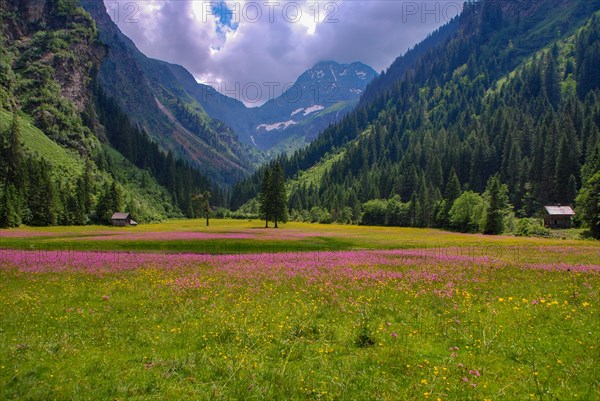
1 220 599 400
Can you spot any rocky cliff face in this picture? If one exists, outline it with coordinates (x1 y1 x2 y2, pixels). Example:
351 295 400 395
1 0 50 38
0 0 108 154
1 0 104 114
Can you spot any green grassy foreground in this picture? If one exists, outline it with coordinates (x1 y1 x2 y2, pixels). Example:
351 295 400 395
1 221 598 400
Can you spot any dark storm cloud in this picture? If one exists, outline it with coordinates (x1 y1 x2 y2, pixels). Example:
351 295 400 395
105 1 461 105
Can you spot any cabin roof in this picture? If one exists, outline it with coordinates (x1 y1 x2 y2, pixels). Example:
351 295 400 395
111 212 130 220
544 206 575 216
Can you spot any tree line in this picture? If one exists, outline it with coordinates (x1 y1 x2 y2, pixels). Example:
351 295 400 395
0 113 92 227
0 86 231 227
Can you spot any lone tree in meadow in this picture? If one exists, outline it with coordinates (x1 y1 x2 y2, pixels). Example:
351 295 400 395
192 191 211 226
259 163 288 228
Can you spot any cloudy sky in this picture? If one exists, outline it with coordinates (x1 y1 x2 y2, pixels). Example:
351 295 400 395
104 1 462 106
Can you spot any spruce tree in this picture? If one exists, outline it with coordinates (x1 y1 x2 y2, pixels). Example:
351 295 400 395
576 171 600 239
82 159 93 214
259 168 272 228
544 49 561 108
258 164 288 228
555 135 578 204
439 169 461 227
96 183 114 225
0 184 20 227
483 175 511 235
271 163 288 228
111 182 124 214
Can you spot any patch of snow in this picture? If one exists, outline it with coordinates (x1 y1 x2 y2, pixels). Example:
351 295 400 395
250 135 257 147
330 65 338 81
311 69 325 79
303 105 325 116
291 108 304 117
283 120 298 128
340 69 348 77
356 71 367 79
256 120 298 132
350 88 363 95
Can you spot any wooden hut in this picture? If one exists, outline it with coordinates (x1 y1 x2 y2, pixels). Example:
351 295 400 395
543 206 575 229
111 212 138 227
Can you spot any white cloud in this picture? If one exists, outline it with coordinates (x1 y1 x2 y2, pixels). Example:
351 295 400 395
104 1 461 105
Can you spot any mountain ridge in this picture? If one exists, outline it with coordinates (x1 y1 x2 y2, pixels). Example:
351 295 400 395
247 60 378 152
165 59 378 154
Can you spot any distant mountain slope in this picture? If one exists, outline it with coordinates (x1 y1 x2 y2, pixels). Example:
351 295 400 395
161 61 251 140
167 60 378 154
231 0 600 224
246 61 378 152
79 0 258 184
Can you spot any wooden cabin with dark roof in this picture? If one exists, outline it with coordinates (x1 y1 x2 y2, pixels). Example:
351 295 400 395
111 212 138 227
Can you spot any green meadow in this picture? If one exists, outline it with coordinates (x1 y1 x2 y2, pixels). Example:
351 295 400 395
0 219 594 254
1 220 598 400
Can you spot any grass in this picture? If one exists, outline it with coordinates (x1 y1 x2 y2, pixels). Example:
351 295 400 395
290 149 346 189
1 220 598 400
0 109 83 177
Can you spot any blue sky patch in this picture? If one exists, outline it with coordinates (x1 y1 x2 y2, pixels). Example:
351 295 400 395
211 2 239 35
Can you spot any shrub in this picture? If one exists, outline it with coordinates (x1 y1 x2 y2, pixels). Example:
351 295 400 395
449 191 485 233
361 199 387 225
319 210 333 224
514 218 551 237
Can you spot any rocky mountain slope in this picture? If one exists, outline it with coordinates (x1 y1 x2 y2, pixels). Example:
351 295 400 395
160 59 378 154
79 0 258 184
246 61 378 152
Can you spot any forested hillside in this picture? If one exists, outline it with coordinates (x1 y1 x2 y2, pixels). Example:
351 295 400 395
231 0 600 232
0 0 220 227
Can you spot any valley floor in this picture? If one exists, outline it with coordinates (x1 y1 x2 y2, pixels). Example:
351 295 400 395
1 221 598 400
